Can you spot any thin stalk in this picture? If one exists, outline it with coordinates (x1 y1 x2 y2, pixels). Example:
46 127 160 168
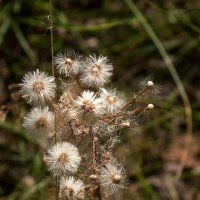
49 0 58 199
124 0 192 179
49 0 55 77
90 126 102 200
75 76 83 91
90 126 97 171
122 86 149 110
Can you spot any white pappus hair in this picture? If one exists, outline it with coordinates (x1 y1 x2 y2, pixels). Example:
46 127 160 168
21 69 56 104
55 51 83 77
45 142 81 176
100 162 126 195
59 176 85 200
23 106 55 138
99 88 125 114
73 90 103 125
80 55 113 88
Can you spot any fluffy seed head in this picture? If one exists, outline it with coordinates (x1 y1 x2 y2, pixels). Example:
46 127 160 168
23 107 55 138
100 88 124 113
73 90 103 125
59 176 85 200
55 51 83 77
80 55 113 88
100 163 125 195
21 69 56 104
45 142 81 175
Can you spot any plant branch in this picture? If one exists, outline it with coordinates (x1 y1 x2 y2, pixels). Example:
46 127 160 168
124 0 193 179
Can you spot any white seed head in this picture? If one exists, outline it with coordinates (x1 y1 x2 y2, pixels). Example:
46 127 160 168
147 104 154 110
45 142 81 176
55 51 83 77
23 107 55 138
80 55 113 88
21 69 56 104
73 90 103 125
100 88 124 114
147 81 154 87
59 176 85 200
100 163 125 195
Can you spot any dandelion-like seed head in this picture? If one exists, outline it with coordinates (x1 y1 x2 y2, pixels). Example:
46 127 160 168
140 77 160 95
100 88 124 113
35 117 47 128
80 55 113 88
73 90 103 125
21 69 56 104
23 107 55 138
55 51 83 77
100 163 125 195
59 176 85 200
45 142 81 175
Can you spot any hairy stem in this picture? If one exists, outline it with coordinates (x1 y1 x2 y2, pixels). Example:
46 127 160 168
122 86 149 110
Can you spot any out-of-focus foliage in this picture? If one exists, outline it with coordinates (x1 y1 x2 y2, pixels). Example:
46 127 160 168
0 0 200 199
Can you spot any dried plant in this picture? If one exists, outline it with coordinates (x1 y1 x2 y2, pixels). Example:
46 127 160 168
19 2 157 199
20 51 157 199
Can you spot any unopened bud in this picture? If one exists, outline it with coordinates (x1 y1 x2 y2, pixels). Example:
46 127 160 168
147 104 154 110
147 81 154 87
89 174 98 180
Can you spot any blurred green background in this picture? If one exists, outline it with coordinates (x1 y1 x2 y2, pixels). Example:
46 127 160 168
0 0 200 199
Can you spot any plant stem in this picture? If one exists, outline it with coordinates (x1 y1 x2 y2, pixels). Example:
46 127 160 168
49 0 54 77
49 0 58 199
90 126 97 171
90 126 103 200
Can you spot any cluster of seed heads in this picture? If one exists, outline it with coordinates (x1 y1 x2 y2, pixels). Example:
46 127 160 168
21 51 156 199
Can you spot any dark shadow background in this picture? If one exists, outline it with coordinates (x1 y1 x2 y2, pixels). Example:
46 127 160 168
0 0 200 199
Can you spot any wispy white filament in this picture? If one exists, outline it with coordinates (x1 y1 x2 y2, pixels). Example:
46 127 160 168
59 176 85 199
21 69 56 104
100 88 124 113
100 163 125 195
23 107 55 138
80 55 113 88
55 51 83 77
45 142 81 176
73 90 103 125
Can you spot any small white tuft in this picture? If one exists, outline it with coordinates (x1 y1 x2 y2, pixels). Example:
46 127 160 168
55 51 83 77
100 162 125 195
23 107 55 139
21 69 56 104
73 90 103 125
45 142 81 176
59 176 85 199
80 55 113 88
99 88 124 114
